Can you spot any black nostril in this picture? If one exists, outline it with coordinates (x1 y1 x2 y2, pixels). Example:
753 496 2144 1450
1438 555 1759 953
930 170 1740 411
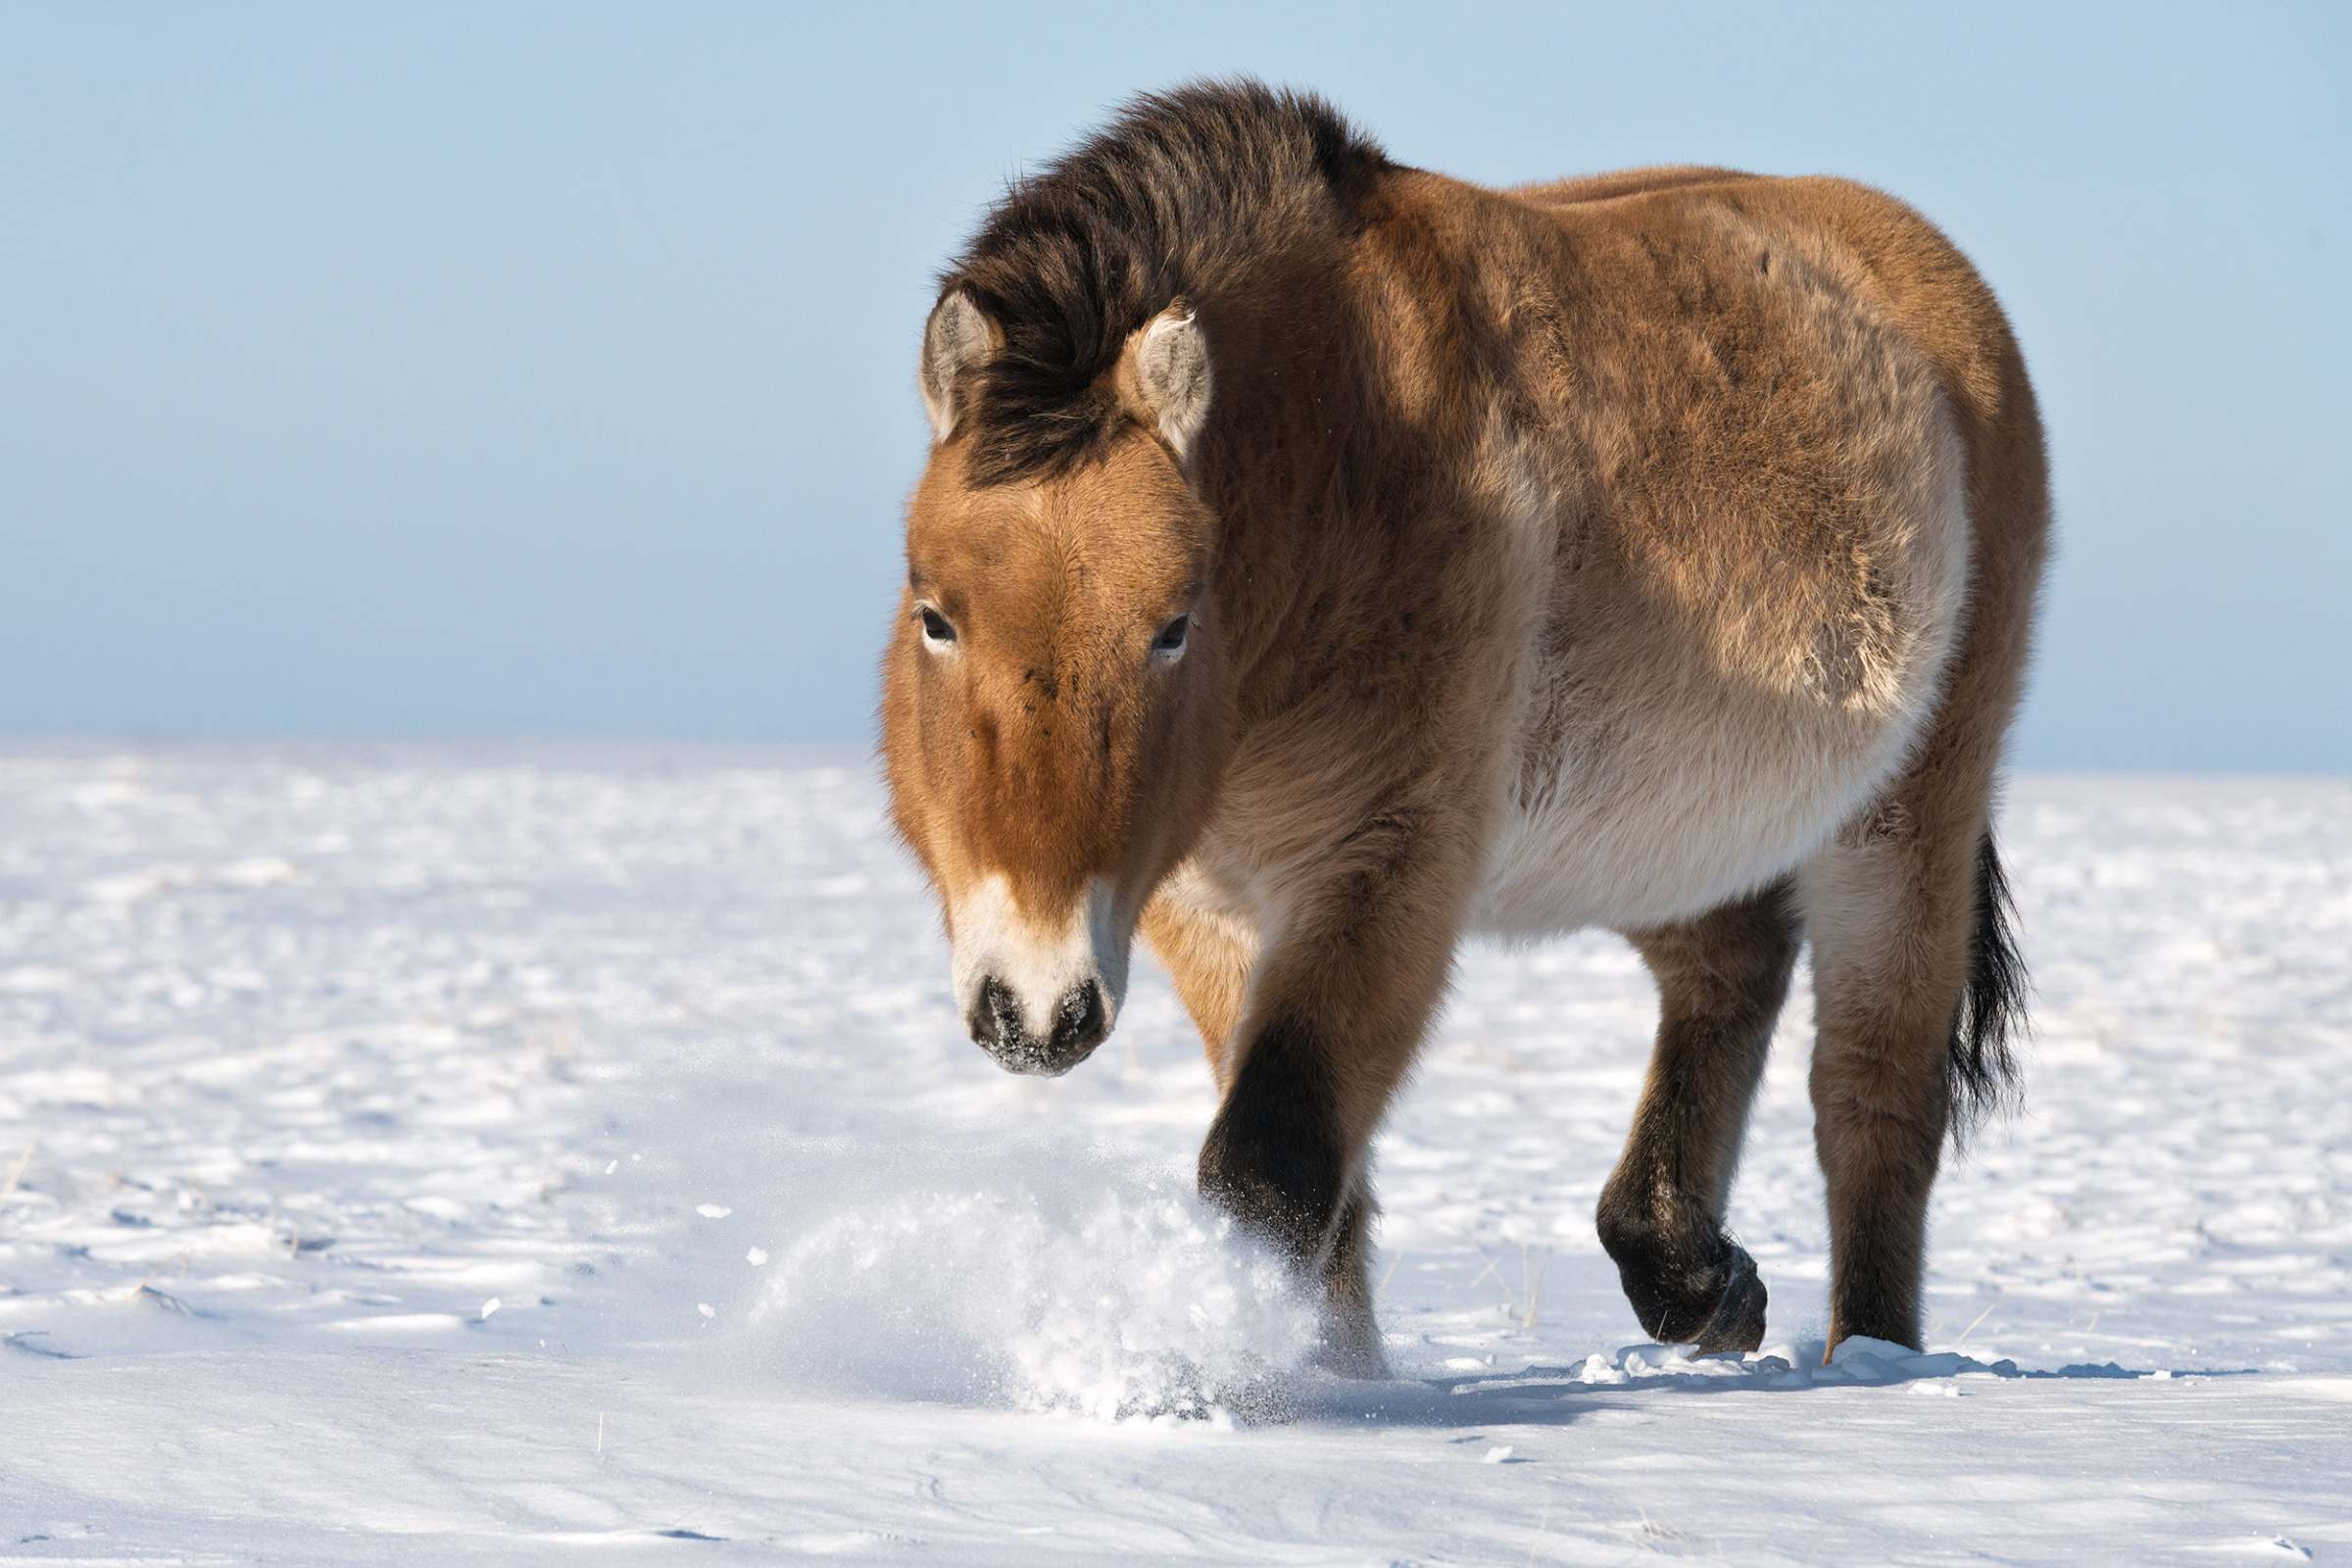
1052 979 1106 1054
970 977 1017 1050
971 977 1102 1073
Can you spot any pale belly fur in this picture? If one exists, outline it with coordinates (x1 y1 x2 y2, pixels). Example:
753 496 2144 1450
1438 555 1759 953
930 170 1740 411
1469 440 1973 937
1466 687 1933 938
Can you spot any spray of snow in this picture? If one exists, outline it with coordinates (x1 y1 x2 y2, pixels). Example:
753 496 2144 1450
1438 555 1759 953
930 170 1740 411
750 1144 1317 1423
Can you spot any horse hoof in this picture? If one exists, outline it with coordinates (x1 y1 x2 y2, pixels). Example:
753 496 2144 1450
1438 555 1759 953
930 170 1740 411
1612 1231 1769 1350
1311 1311 1392 1380
1692 1245 1767 1354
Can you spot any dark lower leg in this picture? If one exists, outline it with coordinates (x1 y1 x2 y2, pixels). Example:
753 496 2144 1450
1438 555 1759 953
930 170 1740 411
1198 1019 1397 1378
1813 1070 1945 1348
1316 1178 1386 1375
1597 883 1796 1352
1198 1014 1345 1268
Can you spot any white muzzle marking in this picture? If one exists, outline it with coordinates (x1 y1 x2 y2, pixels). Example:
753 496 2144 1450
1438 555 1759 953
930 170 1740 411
948 875 1129 1052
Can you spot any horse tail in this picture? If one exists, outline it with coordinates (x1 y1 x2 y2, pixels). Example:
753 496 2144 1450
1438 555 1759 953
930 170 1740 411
1948 829 2028 1140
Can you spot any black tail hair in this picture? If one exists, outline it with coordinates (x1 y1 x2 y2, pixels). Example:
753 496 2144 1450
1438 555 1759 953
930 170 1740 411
1948 830 2029 1140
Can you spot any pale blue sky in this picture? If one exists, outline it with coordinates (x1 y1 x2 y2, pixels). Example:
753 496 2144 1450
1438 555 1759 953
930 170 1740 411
2 3 2345 768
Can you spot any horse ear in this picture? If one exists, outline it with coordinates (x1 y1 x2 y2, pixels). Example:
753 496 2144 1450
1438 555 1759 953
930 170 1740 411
1127 301 1212 466
920 289 996 443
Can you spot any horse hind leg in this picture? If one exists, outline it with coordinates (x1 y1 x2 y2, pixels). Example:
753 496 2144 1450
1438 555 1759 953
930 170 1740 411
1801 796 2026 1352
1598 879 1800 1353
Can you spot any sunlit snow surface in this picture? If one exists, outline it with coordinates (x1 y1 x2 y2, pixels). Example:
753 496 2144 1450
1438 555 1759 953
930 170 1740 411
3 742 2347 1564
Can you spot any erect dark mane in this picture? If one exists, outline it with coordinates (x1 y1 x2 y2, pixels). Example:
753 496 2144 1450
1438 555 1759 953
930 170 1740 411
945 79 1388 486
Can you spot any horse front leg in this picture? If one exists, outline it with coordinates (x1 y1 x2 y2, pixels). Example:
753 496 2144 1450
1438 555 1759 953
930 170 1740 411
1193 826 1464 1378
1598 881 1799 1353
1138 884 1258 1088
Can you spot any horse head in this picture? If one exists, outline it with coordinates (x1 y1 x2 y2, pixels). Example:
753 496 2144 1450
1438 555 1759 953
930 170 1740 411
883 289 1229 1076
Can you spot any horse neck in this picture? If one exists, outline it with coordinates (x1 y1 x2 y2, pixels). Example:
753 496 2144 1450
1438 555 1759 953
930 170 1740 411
1191 250 1376 695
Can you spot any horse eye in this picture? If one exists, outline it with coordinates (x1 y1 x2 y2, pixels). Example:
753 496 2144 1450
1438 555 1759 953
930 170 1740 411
1152 614 1190 657
919 606 956 645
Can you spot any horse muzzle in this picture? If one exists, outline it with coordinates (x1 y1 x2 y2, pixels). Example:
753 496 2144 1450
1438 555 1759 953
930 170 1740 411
946 874 1130 1076
967 974 1108 1076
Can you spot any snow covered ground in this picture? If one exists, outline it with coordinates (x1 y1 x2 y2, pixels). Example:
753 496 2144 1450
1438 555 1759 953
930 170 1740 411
2 741 2346 1564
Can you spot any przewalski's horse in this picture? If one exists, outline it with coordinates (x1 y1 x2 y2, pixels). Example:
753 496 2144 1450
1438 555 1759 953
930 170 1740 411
883 82 2044 1374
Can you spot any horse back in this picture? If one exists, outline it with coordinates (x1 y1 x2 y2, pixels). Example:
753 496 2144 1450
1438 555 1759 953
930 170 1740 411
1361 168 2047 933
